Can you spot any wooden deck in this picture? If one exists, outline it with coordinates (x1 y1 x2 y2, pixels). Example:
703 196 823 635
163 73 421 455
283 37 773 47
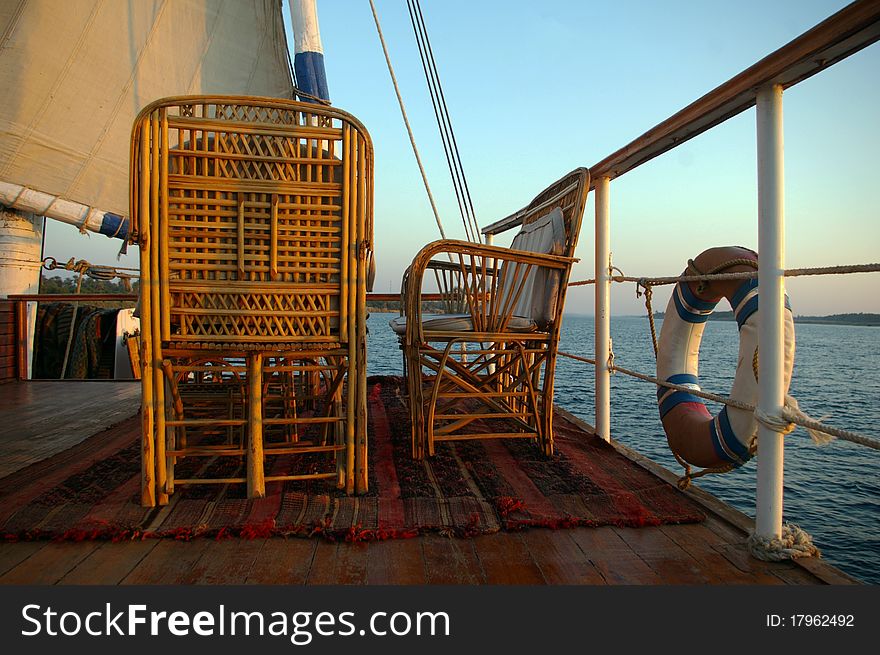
0 381 859 585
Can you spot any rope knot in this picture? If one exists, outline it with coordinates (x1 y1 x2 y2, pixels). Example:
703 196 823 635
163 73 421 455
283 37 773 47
748 523 821 561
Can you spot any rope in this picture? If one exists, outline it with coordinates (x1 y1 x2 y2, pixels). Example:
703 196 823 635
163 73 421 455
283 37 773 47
368 0 447 241
610 362 880 451
686 256 757 294
406 0 481 244
636 279 659 357
60 271 84 379
569 261 880 288
42 256 139 290
558 351 597 366
748 523 821 561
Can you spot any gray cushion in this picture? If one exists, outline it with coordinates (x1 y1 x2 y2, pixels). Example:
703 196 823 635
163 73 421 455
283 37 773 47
499 207 565 327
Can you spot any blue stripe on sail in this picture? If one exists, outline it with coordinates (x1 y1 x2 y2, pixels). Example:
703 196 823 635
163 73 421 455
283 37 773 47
99 212 129 240
659 391 704 418
294 51 330 101
679 282 717 311
730 278 758 310
673 285 712 323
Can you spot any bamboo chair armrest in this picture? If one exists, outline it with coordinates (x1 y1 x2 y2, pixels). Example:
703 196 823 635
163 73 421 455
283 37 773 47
402 240 577 339
411 239 577 272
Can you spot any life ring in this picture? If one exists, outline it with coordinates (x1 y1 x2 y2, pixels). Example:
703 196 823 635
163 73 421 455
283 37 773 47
656 246 795 469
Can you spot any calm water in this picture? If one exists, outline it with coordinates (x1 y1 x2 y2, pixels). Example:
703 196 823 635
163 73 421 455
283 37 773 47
366 313 880 584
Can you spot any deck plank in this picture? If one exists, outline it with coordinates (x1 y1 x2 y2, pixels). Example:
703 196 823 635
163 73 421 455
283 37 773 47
306 540 369 585
365 538 428 585
659 523 773 584
568 527 663 584
520 529 606 585
0 542 101 585
472 532 546 584
712 543 788 585
58 540 160 585
245 538 318 585
120 539 213 585
0 380 140 478
613 527 712 584
179 539 267 585
0 542 45 577
420 535 484 584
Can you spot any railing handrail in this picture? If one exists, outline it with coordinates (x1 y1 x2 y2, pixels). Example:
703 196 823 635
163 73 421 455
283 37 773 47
6 293 138 303
482 0 880 236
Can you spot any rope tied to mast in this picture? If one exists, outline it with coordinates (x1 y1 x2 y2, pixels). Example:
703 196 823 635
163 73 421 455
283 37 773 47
42 256 139 290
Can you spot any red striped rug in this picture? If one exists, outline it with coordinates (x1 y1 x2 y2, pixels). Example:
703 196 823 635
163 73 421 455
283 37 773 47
0 376 703 542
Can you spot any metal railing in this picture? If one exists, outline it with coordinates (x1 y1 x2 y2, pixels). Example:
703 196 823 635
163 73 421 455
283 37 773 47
481 0 880 544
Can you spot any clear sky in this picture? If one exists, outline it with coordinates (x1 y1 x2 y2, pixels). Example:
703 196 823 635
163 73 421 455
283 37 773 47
43 0 878 316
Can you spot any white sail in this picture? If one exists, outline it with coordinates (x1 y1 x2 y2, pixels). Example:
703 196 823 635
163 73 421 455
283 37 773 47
0 0 295 229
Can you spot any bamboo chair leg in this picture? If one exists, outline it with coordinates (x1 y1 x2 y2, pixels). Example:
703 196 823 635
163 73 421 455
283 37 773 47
247 353 265 499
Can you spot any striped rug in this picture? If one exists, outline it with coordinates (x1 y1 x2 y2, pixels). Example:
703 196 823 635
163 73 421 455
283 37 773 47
0 376 704 542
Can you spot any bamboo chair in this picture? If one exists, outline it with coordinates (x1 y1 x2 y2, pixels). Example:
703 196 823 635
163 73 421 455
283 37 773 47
391 168 590 459
131 96 373 506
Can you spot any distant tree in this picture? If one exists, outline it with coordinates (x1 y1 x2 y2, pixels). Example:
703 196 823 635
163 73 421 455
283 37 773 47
40 274 139 295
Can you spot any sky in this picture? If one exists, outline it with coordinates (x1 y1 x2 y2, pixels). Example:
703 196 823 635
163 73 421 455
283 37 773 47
42 0 879 316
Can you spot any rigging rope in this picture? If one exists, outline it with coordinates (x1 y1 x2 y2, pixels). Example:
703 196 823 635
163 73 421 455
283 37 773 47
368 0 447 241
42 256 139 289
406 0 481 243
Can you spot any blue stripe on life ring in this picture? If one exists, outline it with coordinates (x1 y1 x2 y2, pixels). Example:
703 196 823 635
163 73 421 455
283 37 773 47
709 406 752 466
679 282 717 311
657 373 703 418
672 283 717 323
733 282 793 329
730 278 758 311
659 390 704 419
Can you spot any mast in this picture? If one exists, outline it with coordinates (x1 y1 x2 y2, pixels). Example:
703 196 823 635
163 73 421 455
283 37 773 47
289 0 331 102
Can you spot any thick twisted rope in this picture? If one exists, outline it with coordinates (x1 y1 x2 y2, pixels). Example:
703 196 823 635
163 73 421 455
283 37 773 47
748 523 821 561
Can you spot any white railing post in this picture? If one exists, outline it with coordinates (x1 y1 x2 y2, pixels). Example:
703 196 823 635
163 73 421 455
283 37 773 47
595 177 611 442
755 84 786 539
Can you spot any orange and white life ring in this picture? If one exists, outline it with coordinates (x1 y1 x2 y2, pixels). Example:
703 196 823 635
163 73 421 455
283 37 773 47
656 246 795 469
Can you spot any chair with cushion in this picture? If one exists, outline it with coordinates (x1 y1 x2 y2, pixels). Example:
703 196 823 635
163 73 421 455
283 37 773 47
391 168 590 459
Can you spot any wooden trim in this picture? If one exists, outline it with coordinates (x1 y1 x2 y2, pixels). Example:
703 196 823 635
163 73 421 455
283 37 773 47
7 294 138 303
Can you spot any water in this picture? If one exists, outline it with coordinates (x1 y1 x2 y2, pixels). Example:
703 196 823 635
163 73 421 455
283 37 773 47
366 312 880 584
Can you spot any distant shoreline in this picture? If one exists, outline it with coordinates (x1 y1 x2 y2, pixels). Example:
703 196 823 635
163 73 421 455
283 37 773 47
366 306 880 326
647 311 880 327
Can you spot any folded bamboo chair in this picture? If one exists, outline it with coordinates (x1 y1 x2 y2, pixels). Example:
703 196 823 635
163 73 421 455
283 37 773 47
391 168 590 459
131 96 373 506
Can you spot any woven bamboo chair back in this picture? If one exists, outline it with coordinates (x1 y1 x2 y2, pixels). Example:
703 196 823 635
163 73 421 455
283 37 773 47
131 96 373 346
